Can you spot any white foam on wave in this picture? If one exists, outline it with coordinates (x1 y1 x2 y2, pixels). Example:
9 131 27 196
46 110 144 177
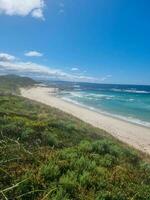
70 92 83 98
106 97 114 100
69 92 115 100
128 98 135 102
88 94 114 98
111 88 150 94
125 90 150 94
61 96 150 128
63 91 136 103
105 113 150 128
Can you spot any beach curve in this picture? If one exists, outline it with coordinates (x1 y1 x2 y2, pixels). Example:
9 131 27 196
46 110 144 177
20 86 150 155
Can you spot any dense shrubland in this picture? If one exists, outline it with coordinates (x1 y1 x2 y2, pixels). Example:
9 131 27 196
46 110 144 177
0 95 150 199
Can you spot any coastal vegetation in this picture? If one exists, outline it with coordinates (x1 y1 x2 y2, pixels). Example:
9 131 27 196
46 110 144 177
0 74 37 94
0 75 150 199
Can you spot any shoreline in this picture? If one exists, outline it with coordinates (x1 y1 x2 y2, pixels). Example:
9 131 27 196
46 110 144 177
20 86 150 155
60 96 150 129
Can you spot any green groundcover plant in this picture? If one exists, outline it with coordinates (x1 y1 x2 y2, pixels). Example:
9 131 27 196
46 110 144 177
0 95 150 200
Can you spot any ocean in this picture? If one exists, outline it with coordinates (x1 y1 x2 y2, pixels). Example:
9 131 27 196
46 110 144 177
47 81 150 127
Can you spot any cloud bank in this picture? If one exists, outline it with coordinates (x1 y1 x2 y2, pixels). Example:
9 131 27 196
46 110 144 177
0 0 45 20
0 53 17 62
0 52 98 82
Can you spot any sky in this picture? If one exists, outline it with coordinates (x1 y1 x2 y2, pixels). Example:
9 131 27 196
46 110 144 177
0 0 150 85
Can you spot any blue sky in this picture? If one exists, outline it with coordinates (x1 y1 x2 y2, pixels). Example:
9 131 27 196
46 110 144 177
0 0 150 84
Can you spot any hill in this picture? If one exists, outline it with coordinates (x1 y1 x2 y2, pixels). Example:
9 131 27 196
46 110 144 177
0 74 37 94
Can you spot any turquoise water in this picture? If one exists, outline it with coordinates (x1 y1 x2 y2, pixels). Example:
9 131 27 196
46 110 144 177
55 82 150 127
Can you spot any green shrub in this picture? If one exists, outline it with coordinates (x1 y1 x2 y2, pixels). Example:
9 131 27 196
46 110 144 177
59 148 78 160
70 155 96 174
79 171 91 188
140 162 150 172
78 140 93 153
1 122 20 137
99 154 116 168
123 149 140 166
40 162 60 182
96 190 127 200
21 127 34 140
92 140 112 155
16 172 41 200
132 185 150 200
59 171 77 193
91 140 124 158
74 156 90 172
51 187 70 200
43 131 58 147
96 191 112 200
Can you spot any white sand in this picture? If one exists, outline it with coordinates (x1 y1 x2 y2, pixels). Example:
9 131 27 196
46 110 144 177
21 87 150 155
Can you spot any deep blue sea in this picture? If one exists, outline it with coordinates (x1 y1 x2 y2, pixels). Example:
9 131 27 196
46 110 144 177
47 81 150 127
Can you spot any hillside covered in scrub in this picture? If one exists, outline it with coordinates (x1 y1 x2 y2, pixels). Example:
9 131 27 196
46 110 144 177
0 74 37 94
0 75 150 199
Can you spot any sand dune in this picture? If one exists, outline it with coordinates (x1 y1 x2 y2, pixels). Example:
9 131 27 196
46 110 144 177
21 86 150 155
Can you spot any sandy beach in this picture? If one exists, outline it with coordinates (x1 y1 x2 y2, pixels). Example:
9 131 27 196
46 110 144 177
21 86 150 155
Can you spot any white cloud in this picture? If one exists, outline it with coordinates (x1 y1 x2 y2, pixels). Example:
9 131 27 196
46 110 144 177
77 75 98 82
31 8 44 19
0 53 17 62
0 0 45 20
0 61 65 77
0 53 113 83
100 75 112 82
25 51 43 57
71 67 79 71
0 52 98 82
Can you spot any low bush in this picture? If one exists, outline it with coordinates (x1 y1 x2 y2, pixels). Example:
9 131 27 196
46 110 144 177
51 186 70 200
40 162 60 182
79 171 91 188
59 171 77 193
